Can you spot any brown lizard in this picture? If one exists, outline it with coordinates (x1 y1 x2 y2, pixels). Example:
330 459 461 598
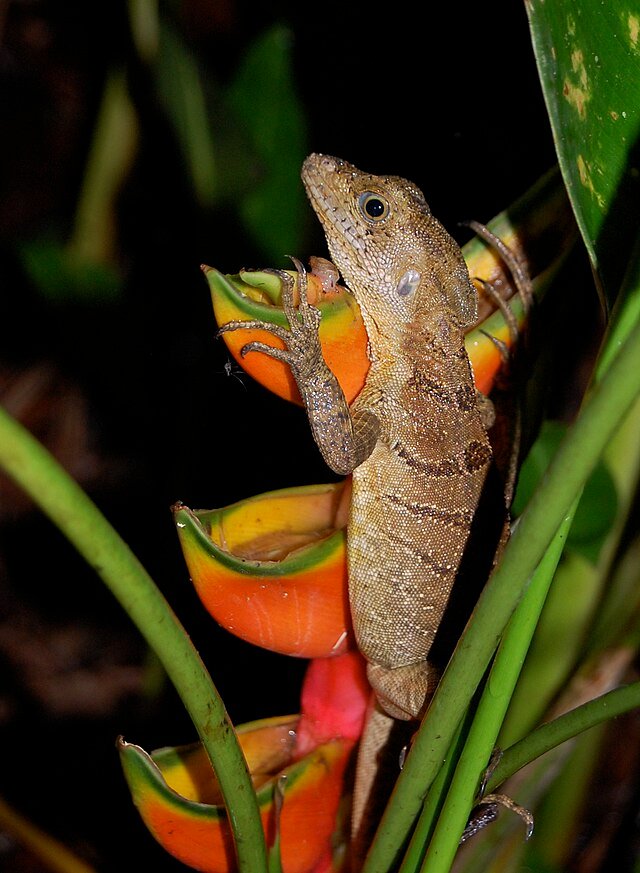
219 154 526 849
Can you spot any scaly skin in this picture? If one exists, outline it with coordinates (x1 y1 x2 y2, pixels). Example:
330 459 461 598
221 154 492 718
220 153 502 852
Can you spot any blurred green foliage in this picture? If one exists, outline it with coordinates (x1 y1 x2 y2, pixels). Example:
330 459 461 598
18 14 308 304
512 420 618 562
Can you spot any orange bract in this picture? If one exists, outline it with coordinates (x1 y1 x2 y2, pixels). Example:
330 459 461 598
121 654 369 872
120 722 352 873
174 481 352 658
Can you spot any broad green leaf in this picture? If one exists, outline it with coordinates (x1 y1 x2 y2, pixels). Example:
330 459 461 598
526 2 640 303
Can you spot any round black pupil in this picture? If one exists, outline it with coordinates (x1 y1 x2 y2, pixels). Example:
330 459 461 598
365 197 385 218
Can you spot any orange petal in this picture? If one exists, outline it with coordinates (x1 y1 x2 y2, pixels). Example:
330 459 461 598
119 717 353 873
173 481 352 658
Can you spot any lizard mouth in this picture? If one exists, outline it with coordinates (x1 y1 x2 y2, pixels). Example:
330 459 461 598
302 152 348 183
301 154 367 265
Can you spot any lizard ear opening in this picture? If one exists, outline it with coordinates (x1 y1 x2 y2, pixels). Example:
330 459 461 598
395 269 421 298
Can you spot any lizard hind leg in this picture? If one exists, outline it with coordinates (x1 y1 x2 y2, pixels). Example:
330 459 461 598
465 225 535 509
367 661 440 721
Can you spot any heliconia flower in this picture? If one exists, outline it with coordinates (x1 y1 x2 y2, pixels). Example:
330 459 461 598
119 651 369 873
173 480 352 659
207 267 369 405
179 178 578 671
466 298 523 398
206 171 574 405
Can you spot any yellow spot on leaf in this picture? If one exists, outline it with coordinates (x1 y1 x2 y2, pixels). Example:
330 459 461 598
563 48 590 118
563 79 589 118
629 14 639 48
571 49 588 88
576 155 605 209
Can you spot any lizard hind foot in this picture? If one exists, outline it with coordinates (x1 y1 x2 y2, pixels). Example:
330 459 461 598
367 661 440 721
464 220 534 319
461 793 534 844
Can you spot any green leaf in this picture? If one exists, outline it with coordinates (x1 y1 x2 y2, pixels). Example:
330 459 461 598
155 22 217 207
526 2 640 302
20 238 122 303
512 420 618 562
226 25 309 260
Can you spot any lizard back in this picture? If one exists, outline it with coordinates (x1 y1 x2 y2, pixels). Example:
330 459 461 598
301 153 499 718
349 308 491 670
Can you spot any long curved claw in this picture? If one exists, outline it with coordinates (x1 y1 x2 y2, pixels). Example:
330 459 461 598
288 256 323 333
476 278 520 348
465 220 534 316
262 267 300 323
287 256 309 312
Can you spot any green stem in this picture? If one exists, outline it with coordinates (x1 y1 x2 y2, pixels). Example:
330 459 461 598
0 407 267 873
398 713 473 873
417 508 574 873
363 305 640 873
486 680 640 792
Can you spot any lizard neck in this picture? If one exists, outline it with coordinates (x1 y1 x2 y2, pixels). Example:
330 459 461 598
362 299 469 386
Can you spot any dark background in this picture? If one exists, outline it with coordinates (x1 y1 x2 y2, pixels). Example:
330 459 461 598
0 2 563 870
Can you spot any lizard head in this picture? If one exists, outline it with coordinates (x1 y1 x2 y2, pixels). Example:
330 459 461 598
301 154 478 335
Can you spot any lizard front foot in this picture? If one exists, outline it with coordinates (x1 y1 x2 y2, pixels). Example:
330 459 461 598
217 257 325 381
219 257 364 477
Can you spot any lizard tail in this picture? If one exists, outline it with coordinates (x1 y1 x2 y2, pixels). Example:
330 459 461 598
351 695 414 868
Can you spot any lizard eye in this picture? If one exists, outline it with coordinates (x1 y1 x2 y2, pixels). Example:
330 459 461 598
358 192 390 222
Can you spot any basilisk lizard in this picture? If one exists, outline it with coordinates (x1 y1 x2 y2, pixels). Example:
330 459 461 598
219 154 529 848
